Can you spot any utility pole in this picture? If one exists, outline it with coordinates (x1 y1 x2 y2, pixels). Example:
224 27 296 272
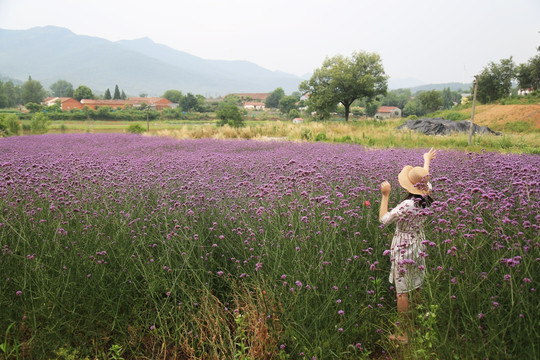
468 76 479 146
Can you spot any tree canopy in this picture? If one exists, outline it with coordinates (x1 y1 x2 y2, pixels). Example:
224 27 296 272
299 51 388 121
475 57 515 103
50 80 74 98
265 88 285 108
21 76 47 105
73 85 94 101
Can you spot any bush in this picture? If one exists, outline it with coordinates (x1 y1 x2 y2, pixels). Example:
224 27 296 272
0 113 21 136
216 103 245 128
444 112 469 121
126 123 146 134
406 115 418 120
30 113 50 134
315 132 327 142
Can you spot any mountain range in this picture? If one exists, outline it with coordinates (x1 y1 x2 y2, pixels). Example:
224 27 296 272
0 26 306 97
0 26 471 97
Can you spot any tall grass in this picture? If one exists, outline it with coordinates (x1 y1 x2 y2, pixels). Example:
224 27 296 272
0 134 538 359
154 120 540 154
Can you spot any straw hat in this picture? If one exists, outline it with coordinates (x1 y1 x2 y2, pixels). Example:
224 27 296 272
398 165 430 195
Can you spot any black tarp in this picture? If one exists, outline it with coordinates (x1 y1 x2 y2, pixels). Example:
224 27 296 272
397 117 501 136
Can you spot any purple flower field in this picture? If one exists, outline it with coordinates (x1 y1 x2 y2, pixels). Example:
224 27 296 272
0 133 538 359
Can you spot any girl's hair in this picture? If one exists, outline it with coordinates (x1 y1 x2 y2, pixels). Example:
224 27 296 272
404 193 433 208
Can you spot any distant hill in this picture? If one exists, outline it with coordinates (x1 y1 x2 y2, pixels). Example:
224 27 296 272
0 26 304 96
408 82 472 93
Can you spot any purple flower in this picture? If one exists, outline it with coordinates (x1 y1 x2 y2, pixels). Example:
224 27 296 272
16 290 22 296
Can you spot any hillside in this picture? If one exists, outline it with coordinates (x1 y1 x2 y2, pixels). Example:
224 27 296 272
459 104 540 131
0 26 304 96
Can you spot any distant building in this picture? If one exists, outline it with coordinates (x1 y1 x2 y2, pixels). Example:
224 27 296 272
80 97 174 110
244 101 265 110
42 97 84 110
375 106 401 119
292 117 304 124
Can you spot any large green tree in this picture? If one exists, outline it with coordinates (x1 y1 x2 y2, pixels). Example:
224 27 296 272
50 80 74 97
265 88 285 108
475 57 515 103
299 51 388 121
417 90 443 114
73 85 94 101
163 90 183 104
516 50 540 91
278 95 298 114
21 76 47 105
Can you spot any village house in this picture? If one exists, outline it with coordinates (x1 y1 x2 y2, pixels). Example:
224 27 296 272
80 97 174 110
243 101 265 110
375 106 401 119
42 97 84 110
229 93 270 102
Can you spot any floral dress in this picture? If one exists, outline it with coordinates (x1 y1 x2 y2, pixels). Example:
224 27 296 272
381 198 428 294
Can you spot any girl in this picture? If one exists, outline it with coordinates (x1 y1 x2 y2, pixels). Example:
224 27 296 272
379 148 437 344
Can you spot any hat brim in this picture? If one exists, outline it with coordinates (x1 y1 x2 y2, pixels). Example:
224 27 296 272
398 165 430 195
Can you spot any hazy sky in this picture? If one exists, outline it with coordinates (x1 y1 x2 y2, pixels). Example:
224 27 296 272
1 0 539 85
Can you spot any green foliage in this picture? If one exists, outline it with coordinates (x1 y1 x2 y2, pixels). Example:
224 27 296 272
476 57 516 103
126 123 146 134
278 95 298 114
73 85 94 101
216 103 245 128
403 99 424 117
265 88 285 108
381 88 411 109
21 76 47 104
30 113 50 134
314 132 327 141
417 90 443 113
113 85 121 100
25 102 43 113
300 51 388 121
0 113 21 136
407 115 418 120
104 88 112 100
365 102 379 117
288 109 300 119
162 89 183 104
50 80 74 97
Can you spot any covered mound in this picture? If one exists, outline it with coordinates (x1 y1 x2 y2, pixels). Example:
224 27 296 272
397 117 501 135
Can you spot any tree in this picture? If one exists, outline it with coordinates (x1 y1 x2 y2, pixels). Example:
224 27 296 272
403 99 424 117
299 51 388 121
365 102 380 117
265 88 285 108
121 90 127 100
73 85 94 101
21 76 47 104
516 51 540 91
381 89 412 109
216 103 245 128
163 90 183 104
417 90 443 114
278 95 298 114
2 81 20 107
475 57 516 103
50 80 74 97
104 88 112 100
113 85 121 100
180 93 198 112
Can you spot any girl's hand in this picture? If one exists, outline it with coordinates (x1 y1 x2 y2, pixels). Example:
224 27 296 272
381 181 391 196
424 147 437 163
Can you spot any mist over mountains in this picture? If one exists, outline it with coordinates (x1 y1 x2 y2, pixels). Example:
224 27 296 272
0 26 469 97
0 26 306 97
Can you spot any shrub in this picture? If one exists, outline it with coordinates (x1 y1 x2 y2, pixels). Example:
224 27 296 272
0 113 21 136
126 123 146 134
407 115 418 120
315 132 327 142
30 113 50 134
216 103 245 128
